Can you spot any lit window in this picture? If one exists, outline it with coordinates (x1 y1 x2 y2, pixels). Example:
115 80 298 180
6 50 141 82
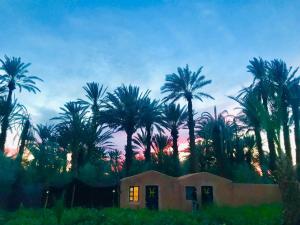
129 186 139 202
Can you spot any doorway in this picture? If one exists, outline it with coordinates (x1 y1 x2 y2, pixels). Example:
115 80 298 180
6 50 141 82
145 185 159 210
201 186 213 206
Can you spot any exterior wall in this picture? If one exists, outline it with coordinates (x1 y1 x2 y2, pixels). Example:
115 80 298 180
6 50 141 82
120 171 282 211
177 173 233 211
120 171 181 210
231 183 281 206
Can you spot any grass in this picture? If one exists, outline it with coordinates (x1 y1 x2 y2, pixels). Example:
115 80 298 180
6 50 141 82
1 204 282 225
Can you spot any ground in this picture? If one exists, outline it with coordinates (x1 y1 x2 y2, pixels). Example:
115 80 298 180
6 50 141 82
0 204 282 225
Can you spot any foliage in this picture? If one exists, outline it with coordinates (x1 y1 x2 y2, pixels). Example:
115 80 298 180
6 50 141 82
0 153 17 205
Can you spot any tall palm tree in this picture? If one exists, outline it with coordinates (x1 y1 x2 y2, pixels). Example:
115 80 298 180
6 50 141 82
162 103 187 172
161 65 213 172
102 85 149 175
268 59 299 160
53 101 88 207
0 56 42 152
140 97 163 162
79 82 112 162
53 101 88 176
246 57 277 171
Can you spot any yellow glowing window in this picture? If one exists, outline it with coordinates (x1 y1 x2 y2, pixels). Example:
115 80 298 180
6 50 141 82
129 186 139 202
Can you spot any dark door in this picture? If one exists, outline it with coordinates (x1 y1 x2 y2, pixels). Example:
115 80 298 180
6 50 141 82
201 186 213 206
145 185 159 210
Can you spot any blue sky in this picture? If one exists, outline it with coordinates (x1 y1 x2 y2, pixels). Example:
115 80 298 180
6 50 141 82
1 0 300 149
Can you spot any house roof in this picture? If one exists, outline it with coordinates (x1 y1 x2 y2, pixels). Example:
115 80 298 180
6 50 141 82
121 170 176 181
177 172 232 183
121 170 232 183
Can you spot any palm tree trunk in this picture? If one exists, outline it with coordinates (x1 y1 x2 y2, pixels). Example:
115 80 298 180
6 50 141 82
171 127 180 175
145 126 151 162
125 130 134 176
282 104 292 160
17 119 30 165
187 98 197 173
0 88 13 152
292 104 300 180
262 96 277 172
254 126 265 169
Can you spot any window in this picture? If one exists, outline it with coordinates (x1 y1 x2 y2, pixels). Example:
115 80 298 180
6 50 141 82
129 186 139 202
185 186 197 200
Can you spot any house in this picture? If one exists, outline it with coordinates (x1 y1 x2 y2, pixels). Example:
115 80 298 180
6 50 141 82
120 170 281 211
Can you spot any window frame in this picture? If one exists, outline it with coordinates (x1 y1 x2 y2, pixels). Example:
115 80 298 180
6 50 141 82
185 186 197 200
129 186 140 202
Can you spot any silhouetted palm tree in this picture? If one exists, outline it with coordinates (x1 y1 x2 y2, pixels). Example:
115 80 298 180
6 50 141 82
17 114 33 165
53 101 88 176
152 132 171 170
268 59 299 160
197 107 230 177
246 57 277 171
34 124 56 144
0 56 42 152
133 129 148 159
79 82 107 128
288 82 300 179
161 65 213 172
162 103 187 173
79 82 113 162
140 97 163 162
102 85 149 175
230 91 266 170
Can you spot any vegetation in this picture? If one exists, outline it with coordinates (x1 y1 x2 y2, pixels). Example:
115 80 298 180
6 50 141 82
0 55 300 224
0 204 282 225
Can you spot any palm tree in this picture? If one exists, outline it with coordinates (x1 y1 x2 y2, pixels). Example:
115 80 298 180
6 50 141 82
102 85 149 175
53 101 88 176
82 121 114 164
152 132 171 170
133 129 148 159
162 103 187 173
268 59 299 160
246 57 277 171
35 123 56 144
0 56 42 152
53 101 88 207
140 97 163 162
287 82 300 179
230 91 266 171
161 64 213 172
79 82 107 129
79 82 113 162
197 107 230 177
17 115 33 165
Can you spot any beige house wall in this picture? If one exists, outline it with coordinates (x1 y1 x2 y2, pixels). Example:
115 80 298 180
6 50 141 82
120 170 281 211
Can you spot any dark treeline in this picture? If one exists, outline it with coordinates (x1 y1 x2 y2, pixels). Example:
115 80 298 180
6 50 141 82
0 56 300 210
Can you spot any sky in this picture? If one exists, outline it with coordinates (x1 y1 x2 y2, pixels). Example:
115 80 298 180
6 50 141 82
0 0 300 152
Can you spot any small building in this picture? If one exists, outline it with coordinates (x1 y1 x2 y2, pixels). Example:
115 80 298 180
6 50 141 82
120 170 281 211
